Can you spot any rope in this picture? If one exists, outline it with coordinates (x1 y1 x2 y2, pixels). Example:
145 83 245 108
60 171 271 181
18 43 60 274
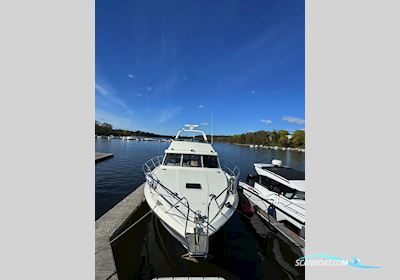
95 205 157 255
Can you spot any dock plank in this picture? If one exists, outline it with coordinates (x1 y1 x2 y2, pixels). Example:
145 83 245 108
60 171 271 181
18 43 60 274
256 208 305 248
95 183 146 280
95 152 114 163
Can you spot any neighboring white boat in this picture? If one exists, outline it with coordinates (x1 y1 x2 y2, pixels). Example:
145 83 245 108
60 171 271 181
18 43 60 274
143 125 239 258
240 159 305 250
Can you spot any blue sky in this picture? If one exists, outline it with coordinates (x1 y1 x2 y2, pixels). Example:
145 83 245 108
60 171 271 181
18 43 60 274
96 0 304 135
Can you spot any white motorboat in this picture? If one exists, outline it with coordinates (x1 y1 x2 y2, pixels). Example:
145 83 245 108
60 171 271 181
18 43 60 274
240 159 305 249
143 125 239 258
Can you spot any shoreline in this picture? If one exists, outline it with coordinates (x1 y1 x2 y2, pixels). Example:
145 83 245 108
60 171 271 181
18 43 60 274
232 143 305 152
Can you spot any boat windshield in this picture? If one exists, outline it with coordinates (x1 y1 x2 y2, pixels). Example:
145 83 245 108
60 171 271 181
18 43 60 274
182 154 201 167
175 136 207 143
203 155 219 168
163 153 181 166
163 153 220 168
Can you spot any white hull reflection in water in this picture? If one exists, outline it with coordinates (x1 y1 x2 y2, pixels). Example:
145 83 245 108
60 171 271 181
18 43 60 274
144 125 239 258
110 201 304 280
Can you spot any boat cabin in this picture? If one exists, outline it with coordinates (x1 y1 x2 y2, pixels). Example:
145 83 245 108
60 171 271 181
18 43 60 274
247 161 305 201
162 124 221 169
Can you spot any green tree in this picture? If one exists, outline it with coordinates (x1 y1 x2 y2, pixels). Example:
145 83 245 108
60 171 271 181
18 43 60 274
291 130 305 148
277 130 289 147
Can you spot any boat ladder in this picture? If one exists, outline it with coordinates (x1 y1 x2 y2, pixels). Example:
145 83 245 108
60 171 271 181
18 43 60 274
185 212 209 257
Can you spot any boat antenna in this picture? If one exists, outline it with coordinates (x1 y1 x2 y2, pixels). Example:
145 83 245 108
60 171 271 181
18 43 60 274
211 114 214 144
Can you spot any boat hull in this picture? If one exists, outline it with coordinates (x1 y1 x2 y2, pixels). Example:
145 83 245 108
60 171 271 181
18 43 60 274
159 219 187 249
144 179 239 256
240 182 304 230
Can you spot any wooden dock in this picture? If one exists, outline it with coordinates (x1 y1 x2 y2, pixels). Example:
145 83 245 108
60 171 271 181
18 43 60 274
95 183 146 280
95 152 114 163
256 207 305 249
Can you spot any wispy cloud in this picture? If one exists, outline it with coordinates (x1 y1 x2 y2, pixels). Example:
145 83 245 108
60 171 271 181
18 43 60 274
272 89 283 95
197 104 204 109
96 109 133 129
135 93 142 97
282 115 305 125
95 82 126 108
147 86 152 91
251 90 256 94
128 74 136 79
159 107 181 123
182 76 188 81
200 122 208 126
261 119 272 125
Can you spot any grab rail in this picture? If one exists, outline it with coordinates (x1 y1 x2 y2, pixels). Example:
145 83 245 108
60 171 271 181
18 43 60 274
206 166 240 236
143 155 164 174
143 156 239 241
144 156 217 237
143 155 193 231
240 181 305 219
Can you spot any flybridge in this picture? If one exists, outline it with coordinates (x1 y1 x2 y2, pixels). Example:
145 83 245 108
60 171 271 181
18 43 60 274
175 124 208 142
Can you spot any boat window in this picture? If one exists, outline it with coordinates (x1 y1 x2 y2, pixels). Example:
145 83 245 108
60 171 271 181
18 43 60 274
182 154 201 167
163 153 182 166
274 183 296 199
283 187 295 199
259 175 273 191
262 177 295 198
203 155 219 168
293 191 305 200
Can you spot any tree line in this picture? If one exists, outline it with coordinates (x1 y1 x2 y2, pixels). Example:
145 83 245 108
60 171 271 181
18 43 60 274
96 121 305 148
212 130 305 148
95 121 171 138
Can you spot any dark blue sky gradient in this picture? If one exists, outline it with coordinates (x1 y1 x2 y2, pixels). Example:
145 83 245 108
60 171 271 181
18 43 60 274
96 0 304 135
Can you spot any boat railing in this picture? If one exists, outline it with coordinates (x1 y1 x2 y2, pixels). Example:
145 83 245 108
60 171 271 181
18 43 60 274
143 155 164 174
143 156 213 239
143 155 191 217
143 156 238 256
240 181 305 221
175 124 208 141
206 166 240 236
264 192 305 219
275 194 305 218
223 166 240 193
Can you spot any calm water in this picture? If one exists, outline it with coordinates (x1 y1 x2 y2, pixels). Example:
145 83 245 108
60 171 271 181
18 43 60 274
96 139 305 280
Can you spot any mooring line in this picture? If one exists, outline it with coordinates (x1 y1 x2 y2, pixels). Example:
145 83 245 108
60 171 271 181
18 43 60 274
95 204 157 255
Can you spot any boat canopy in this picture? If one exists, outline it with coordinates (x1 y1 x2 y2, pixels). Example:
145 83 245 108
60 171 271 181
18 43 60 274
254 163 305 192
261 166 305 180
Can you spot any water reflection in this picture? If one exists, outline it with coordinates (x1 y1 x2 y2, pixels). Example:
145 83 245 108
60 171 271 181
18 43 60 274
97 140 305 279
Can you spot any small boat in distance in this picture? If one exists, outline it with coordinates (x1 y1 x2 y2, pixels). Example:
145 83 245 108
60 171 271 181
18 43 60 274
143 124 239 258
240 159 305 253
